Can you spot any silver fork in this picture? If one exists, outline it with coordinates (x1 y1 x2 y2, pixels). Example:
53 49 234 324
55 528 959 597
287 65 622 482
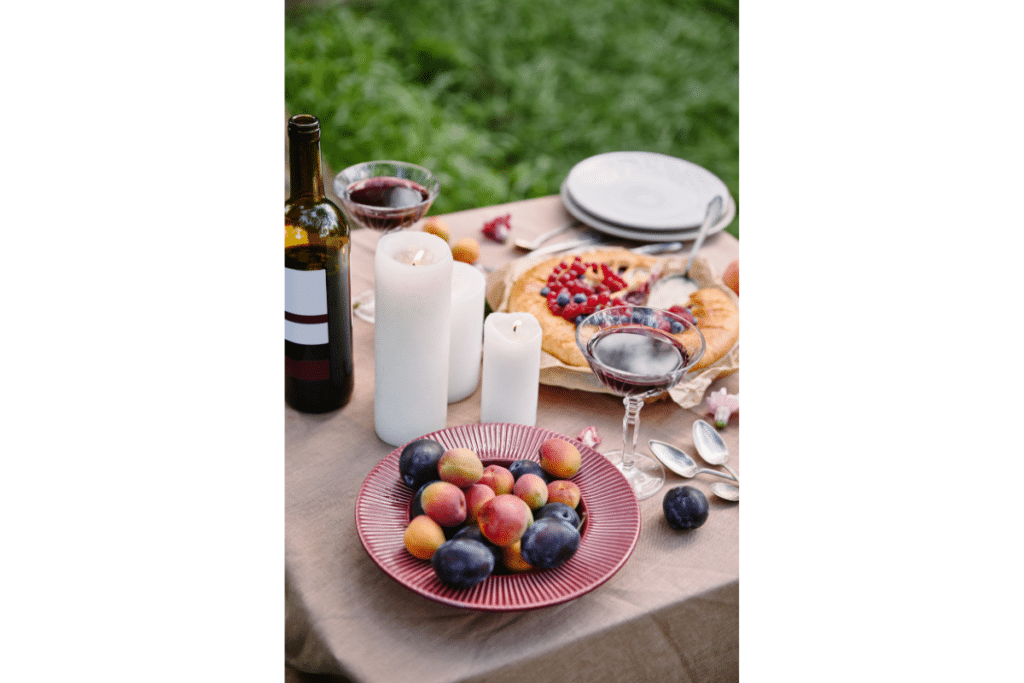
512 221 579 250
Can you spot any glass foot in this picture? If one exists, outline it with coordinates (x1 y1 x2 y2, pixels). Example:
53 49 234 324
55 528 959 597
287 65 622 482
353 289 375 323
603 450 666 500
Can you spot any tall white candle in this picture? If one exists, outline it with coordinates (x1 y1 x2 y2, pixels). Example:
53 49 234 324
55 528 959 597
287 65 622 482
374 231 453 446
448 262 486 403
480 312 542 426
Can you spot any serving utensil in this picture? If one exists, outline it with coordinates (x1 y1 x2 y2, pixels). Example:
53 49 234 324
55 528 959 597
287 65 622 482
513 221 579 250
709 482 740 501
648 440 737 481
692 419 739 481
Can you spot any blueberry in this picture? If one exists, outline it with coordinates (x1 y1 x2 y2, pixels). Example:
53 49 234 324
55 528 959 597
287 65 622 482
670 320 683 333
431 539 495 590
540 286 550 297
573 293 587 304
536 502 580 529
662 486 710 530
556 291 570 306
519 517 581 569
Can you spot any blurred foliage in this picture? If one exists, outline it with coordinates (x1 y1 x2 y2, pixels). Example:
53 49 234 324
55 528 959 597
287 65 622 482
285 0 739 237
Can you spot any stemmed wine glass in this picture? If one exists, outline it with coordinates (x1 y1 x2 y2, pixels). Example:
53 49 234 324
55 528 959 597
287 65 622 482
575 306 706 500
333 160 441 323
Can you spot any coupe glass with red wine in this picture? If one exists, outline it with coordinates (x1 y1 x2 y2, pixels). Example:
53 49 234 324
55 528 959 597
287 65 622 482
575 306 705 500
333 160 440 323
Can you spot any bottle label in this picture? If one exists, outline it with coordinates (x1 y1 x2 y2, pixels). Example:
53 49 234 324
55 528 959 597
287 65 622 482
285 267 330 380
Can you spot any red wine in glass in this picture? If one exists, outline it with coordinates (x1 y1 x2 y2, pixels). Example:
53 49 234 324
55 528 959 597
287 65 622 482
586 326 690 398
344 176 432 231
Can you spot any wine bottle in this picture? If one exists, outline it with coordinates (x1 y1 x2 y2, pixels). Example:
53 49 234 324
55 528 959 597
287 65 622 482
285 114 354 413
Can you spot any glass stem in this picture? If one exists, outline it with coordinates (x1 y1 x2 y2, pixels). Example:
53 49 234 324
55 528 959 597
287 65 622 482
620 396 645 470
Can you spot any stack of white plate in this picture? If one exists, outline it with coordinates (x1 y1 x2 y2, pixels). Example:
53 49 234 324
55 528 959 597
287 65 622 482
560 151 735 242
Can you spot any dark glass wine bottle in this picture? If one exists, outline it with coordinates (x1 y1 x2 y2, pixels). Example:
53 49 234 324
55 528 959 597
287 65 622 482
285 114 354 413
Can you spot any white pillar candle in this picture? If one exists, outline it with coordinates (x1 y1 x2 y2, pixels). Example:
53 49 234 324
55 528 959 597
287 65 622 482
448 262 486 403
374 231 453 446
480 312 542 426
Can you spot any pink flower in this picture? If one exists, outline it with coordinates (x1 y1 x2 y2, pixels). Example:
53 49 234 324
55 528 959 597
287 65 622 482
481 213 512 243
705 388 739 428
576 426 602 449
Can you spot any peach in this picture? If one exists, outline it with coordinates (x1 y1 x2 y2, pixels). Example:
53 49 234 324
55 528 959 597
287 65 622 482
547 479 581 509
420 481 467 527
723 258 739 296
438 448 484 488
479 464 515 495
464 483 496 523
539 439 582 479
477 494 533 547
403 515 446 560
501 540 533 573
513 473 549 510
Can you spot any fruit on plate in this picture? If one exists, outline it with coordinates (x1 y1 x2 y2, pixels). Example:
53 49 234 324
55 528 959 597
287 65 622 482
464 483 496 523
420 481 468 527
438 447 484 488
546 479 581 509
662 485 710 530
722 259 739 296
519 517 581 569
501 540 533 573
404 515 447 560
535 502 580 528
539 438 582 479
513 473 549 510
479 464 515 495
476 494 534 547
508 458 548 483
431 538 496 590
398 438 445 490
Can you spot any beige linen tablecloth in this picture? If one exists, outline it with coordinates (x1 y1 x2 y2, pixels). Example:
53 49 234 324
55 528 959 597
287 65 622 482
286 194 740 683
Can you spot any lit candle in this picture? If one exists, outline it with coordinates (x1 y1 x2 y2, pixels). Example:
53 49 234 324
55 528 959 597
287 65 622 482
448 262 486 403
480 312 542 426
374 231 453 446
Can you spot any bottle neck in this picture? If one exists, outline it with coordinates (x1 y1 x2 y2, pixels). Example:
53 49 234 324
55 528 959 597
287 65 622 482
288 115 326 202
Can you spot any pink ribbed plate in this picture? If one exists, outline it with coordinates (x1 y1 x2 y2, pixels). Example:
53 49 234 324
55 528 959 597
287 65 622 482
355 423 641 611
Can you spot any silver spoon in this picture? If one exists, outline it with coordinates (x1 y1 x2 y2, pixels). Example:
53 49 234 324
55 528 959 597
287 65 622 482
682 195 723 281
692 419 739 481
513 221 579 250
648 440 737 481
645 196 723 308
709 481 740 502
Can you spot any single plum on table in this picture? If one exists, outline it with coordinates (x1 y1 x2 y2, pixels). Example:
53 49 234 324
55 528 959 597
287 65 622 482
662 485 709 530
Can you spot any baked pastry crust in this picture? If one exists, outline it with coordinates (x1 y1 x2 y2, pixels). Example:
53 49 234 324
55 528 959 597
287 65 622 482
507 249 738 371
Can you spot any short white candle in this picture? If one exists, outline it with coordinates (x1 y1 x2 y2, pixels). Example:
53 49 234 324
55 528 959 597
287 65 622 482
374 231 453 446
448 262 486 403
480 312 542 426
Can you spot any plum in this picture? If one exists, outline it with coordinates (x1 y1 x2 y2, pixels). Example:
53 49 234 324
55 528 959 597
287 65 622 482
535 502 580 529
398 439 445 490
508 459 548 483
451 525 502 565
519 517 580 570
431 539 495 590
662 485 709 530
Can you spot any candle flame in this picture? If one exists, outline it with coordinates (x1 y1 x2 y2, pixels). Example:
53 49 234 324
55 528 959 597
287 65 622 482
412 248 425 265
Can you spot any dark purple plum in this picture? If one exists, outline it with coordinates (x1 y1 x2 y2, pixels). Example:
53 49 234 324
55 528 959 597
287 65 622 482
662 485 709 530
431 539 495 590
508 459 548 483
519 517 580 570
398 438 445 490
451 525 502 564
535 502 580 529
409 482 431 520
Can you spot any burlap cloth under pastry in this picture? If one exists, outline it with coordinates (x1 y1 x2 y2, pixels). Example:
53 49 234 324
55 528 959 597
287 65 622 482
485 249 739 408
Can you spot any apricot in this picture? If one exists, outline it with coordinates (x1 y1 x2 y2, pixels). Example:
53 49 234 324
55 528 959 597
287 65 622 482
479 464 515 495
539 439 582 479
420 481 467 527
451 237 480 264
464 483 496 523
403 515 446 560
501 540 533 573
438 448 484 488
547 479 581 509
421 216 450 244
723 258 739 296
477 494 533 547
513 473 549 510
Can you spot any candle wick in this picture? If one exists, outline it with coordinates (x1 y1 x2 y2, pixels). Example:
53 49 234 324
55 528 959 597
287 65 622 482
513 320 521 333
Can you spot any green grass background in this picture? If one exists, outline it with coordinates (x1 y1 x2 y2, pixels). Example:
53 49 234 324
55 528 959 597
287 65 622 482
285 0 739 237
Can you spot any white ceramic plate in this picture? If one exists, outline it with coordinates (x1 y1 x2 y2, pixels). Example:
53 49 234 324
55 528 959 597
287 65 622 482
565 152 731 230
561 181 734 243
